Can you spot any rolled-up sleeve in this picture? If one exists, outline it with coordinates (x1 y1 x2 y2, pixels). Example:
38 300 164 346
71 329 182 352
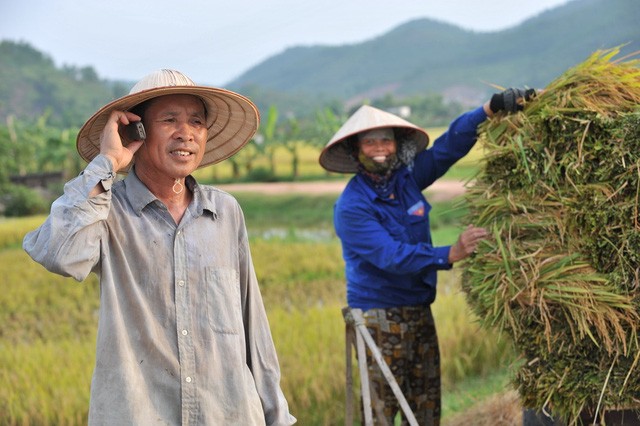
23 154 115 281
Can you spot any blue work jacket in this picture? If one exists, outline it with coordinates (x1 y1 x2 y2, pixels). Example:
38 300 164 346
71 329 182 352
334 106 488 310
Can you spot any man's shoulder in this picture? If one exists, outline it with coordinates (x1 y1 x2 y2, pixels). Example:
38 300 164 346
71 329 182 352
197 183 236 198
196 183 242 209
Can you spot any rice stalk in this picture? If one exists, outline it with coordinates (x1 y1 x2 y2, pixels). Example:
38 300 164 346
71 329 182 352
462 47 640 423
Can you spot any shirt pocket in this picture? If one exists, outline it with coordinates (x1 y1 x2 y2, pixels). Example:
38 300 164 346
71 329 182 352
406 201 432 243
205 267 242 335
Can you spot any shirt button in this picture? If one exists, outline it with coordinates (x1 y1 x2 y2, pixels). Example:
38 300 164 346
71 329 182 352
185 377 192 383
178 280 185 287
181 329 188 336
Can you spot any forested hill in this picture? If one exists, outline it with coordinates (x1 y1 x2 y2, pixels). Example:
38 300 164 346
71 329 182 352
228 0 639 106
1 0 638 125
0 41 130 128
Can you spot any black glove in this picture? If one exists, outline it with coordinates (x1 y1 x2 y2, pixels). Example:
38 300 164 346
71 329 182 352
489 88 536 113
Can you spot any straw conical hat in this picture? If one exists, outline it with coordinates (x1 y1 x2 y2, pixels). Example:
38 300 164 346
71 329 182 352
319 105 429 173
76 69 260 172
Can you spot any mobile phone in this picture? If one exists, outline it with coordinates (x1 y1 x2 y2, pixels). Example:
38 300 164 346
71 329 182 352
124 121 146 141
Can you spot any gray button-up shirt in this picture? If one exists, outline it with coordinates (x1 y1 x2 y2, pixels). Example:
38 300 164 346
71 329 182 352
23 155 296 425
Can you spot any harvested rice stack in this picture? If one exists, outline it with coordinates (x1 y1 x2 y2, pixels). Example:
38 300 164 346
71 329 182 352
462 48 640 424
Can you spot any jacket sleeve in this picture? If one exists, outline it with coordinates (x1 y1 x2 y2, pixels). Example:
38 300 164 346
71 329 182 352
414 105 488 189
235 202 297 425
22 155 115 281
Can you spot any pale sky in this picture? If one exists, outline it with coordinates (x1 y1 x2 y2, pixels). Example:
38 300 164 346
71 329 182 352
1 0 572 86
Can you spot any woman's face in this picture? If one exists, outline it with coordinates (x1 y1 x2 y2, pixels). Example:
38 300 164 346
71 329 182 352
357 128 397 163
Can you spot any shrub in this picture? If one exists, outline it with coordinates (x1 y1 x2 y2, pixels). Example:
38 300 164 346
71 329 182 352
2 184 49 217
244 166 278 182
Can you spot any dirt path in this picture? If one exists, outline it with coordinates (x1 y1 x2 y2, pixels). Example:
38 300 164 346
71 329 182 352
216 179 468 202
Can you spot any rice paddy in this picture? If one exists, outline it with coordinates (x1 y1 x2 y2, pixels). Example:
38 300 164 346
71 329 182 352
1 193 512 425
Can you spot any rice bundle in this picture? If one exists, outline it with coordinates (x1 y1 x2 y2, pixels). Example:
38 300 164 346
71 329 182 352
462 48 640 424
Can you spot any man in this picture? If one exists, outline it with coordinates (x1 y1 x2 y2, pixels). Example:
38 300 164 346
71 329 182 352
23 69 296 425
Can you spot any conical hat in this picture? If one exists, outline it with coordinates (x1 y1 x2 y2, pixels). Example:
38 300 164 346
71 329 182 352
319 105 429 173
76 69 260 172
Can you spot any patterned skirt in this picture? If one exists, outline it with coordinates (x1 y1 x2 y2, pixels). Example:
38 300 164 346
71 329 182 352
361 305 441 426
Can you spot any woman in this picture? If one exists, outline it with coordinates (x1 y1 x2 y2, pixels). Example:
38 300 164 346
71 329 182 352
319 89 534 425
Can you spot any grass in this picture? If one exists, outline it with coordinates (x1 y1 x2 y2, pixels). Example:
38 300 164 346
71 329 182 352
0 216 47 249
235 193 338 235
2 192 517 425
1 339 94 425
443 368 515 417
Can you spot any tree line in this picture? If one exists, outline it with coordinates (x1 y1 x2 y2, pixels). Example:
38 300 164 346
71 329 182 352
0 103 347 216
0 94 466 217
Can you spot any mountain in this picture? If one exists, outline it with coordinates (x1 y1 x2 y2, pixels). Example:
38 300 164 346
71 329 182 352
228 0 639 110
1 0 638 125
0 41 131 127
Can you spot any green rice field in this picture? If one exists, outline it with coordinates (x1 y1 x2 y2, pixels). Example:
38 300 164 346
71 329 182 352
0 188 516 425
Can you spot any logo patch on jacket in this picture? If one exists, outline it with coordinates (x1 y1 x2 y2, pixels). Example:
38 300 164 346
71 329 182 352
407 201 425 217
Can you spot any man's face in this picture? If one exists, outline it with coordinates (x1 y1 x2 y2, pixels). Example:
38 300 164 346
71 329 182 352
135 94 208 179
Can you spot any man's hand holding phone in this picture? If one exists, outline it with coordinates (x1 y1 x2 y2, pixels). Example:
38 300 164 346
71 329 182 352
99 111 145 173
123 121 146 142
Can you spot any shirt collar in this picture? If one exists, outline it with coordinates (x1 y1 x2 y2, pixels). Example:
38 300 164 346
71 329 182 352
124 168 157 216
124 168 216 218
189 178 217 219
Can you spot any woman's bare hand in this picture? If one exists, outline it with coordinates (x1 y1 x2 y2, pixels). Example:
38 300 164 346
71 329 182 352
448 224 489 263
